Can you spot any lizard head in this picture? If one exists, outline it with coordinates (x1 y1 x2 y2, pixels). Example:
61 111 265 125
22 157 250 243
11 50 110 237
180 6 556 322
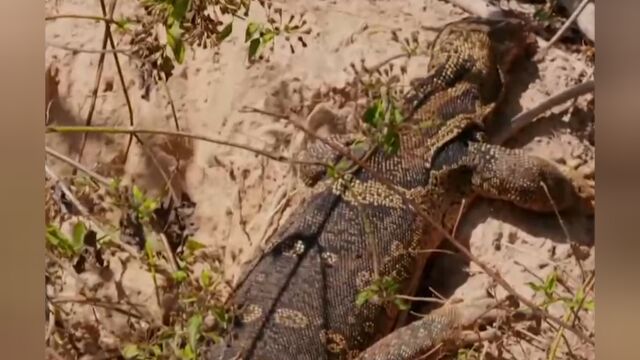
486 17 539 72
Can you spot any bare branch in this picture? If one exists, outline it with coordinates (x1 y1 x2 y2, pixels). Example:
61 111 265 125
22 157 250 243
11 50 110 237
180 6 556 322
99 0 136 162
45 126 326 168
492 80 594 144
45 41 134 55
45 146 111 186
535 0 592 61
45 165 91 216
76 0 116 169
45 14 136 26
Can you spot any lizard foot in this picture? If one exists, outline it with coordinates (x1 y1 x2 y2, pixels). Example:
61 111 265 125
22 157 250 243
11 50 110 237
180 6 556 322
558 164 595 214
439 296 506 328
355 297 513 360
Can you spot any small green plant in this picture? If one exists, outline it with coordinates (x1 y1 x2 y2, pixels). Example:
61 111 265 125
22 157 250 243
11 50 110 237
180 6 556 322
326 158 353 180
528 270 595 312
362 96 405 155
131 185 160 222
567 286 595 313
456 348 480 360
117 243 231 359
356 275 410 311
529 270 596 359
127 0 312 84
244 7 311 62
533 0 563 28
528 271 559 310
46 221 88 259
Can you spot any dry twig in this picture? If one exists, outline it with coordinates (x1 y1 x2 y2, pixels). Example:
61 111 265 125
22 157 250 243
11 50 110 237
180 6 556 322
46 126 326 168
535 0 592 61
492 80 594 144
45 14 134 26
45 146 111 186
45 42 134 55
75 0 116 168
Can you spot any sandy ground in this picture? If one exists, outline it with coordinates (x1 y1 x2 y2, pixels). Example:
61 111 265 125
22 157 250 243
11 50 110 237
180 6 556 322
45 0 595 358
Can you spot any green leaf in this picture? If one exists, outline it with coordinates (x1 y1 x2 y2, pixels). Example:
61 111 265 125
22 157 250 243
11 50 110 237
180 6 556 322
355 289 373 307
335 159 351 173
114 18 131 30
546 273 557 289
527 281 543 292
393 297 410 311
121 343 141 359
217 22 233 42
383 131 400 155
248 38 261 61
583 299 595 311
172 270 189 283
145 237 159 261
203 331 223 343
150 344 162 356
391 106 404 125
533 8 552 23
200 268 212 288
46 225 76 257
72 221 87 250
167 22 186 64
362 105 377 126
180 344 195 360
141 198 159 215
132 185 144 205
326 165 337 179
261 29 275 46
109 178 122 193
181 297 198 304
45 226 65 246
185 238 206 252
362 99 384 127
245 22 261 42
171 0 190 23
382 276 399 294
212 306 231 328
187 314 203 352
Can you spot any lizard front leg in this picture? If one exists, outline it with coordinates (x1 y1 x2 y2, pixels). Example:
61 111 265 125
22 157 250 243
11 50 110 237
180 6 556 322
441 141 594 213
355 297 505 360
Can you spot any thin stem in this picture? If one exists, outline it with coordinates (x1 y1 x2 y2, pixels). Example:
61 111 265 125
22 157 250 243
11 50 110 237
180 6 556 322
76 0 117 169
45 146 111 186
99 0 136 163
45 42 134 55
45 126 326 168
45 14 135 26
493 80 594 144
45 165 91 216
161 74 182 131
535 0 591 61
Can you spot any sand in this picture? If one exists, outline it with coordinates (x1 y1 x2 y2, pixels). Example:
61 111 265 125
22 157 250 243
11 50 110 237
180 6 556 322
45 0 595 358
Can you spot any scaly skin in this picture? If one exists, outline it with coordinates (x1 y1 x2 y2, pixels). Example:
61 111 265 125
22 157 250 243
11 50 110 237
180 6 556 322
204 17 590 360
298 16 537 187
356 297 501 360
403 16 537 122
